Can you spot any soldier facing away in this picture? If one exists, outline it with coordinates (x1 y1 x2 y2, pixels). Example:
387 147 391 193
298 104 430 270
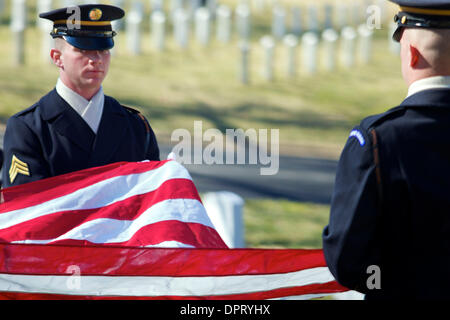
323 0 450 299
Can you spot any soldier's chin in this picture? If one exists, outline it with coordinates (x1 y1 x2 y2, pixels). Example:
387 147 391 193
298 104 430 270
83 76 104 86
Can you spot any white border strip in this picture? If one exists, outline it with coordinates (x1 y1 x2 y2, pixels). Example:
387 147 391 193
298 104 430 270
0 267 335 297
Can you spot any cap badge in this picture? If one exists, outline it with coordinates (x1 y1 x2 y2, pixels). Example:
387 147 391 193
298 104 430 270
89 8 102 21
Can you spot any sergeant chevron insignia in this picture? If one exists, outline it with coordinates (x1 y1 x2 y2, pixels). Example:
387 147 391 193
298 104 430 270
9 154 30 184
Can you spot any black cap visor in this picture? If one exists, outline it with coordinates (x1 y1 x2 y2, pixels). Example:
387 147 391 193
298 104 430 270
393 26 404 42
392 10 450 42
65 35 114 50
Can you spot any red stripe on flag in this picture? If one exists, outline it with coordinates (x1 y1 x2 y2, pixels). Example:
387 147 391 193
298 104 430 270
0 243 327 276
0 179 202 243
0 161 170 212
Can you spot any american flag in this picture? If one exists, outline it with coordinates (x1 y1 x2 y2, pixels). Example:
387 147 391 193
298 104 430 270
0 160 348 299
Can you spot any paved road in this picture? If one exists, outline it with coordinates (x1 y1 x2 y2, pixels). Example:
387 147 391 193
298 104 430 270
0 131 337 204
159 145 337 204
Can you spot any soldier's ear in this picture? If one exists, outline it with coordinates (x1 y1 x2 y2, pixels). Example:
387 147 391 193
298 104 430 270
50 48 63 68
409 45 420 67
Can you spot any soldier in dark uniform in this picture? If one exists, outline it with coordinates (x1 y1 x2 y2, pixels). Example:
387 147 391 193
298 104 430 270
323 0 450 299
1 4 159 189
0 148 3 187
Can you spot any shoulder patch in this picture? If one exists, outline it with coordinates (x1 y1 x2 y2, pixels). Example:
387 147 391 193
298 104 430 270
349 129 366 146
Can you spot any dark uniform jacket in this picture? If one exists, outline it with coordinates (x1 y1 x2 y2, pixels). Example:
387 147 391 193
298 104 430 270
2 89 160 188
323 88 450 299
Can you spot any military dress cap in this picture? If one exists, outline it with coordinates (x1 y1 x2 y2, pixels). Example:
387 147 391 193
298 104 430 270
39 4 124 50
389 0 450 41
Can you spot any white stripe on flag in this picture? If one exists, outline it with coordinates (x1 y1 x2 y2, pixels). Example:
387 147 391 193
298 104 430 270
0 161 191 230
12 199 214 244
143 241 195 248
0 267 335 297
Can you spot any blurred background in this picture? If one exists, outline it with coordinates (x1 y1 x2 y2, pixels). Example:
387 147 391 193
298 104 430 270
0 0 405 250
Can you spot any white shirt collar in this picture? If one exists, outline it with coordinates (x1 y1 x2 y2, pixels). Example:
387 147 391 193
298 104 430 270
55 78 104 134
407 76 450 98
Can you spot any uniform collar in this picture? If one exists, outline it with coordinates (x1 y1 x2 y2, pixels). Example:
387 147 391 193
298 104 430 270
401 87 450 108
407 76 450 98
55 78 104 134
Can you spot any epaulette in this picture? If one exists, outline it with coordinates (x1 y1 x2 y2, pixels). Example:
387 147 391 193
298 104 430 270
360 105 406 132
122 105 151 131
14 103 39 118
121 105 151 155
121 105 141 115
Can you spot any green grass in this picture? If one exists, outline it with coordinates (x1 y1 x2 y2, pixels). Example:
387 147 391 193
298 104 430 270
0 19 405 159
244 198 330 248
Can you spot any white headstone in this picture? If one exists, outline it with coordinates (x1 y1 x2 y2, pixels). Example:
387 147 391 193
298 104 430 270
173 8 189 49
151 10 166 51
272 5 286 40
126 10 143 55
336 4 348 30
340 26 357 68
190 0 202 19
388 21 400 55
216 4 231 43
252 0 265 12
195 7 211 46
236 3 251 40
291 6 302 36
207 0 217 19
170 0 184 21
202 191 245 248
351 2 363 26
323 4 334 30
11 0 27 66
301 31 319 74
260 35 275 81
151 0 164 12
307 5 319 33
283 34 298 77
38 0 54 63
0 0 5 16
37 0 52 29
375 0 387 24
11 0 26 32
357 24 373 64
239 41 251 84
60 0 78 7
111 0 125 31
321 28 338 71
132 0 145 20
